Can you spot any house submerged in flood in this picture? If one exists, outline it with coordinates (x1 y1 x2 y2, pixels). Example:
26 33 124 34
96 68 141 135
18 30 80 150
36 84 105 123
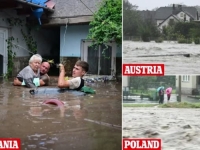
0 0 122 78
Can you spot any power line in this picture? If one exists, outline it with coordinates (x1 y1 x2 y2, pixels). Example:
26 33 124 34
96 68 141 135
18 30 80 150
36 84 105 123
79 0 94 14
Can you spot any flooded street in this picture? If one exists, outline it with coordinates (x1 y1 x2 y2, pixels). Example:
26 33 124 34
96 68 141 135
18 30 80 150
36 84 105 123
123 41 200 74
0 79 121 150
123 107 200 150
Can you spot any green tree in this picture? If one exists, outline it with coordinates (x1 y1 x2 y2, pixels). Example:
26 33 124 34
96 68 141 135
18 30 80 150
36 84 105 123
88 0 122 45
189 28 200 38
130 76 157 91
123 1 160 41
123 1 142 37
156 76 176 88
173 22 196 38
138 19 160 42
162 25 177 40
163 22 200 41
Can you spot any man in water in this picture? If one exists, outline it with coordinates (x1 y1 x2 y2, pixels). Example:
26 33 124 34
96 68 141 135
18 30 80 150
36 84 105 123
57 60 89 90
13 59 50 87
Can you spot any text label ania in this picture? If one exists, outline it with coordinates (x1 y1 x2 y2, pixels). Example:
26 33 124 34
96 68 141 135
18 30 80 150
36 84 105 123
0 139 20 150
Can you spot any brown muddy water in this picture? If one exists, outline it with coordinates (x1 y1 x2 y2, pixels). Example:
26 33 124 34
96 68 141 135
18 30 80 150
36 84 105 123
123 41 200 74
123 107 200 150
0 78 122 150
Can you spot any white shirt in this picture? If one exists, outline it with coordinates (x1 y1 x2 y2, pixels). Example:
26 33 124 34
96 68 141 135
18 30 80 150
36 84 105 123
68 77 81 89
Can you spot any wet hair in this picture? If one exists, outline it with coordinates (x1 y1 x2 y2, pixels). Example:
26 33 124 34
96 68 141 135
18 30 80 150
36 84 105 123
75 60 89 72
29 54 42 64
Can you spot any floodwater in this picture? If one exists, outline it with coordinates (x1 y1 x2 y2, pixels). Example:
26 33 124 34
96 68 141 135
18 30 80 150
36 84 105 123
0 79 122 150
123 41 200 74
123 107 200 150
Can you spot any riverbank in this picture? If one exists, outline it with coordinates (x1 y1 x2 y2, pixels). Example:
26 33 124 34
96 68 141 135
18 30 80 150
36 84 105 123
123 102 200 108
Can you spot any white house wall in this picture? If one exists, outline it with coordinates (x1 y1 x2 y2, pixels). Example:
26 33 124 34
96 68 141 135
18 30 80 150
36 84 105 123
176 11 191 22
60 25 89 57
0 10 52 57
123 76 129 87
159 16 178 30
157 20 164 26
60 24 122 58
176 75 197 94
0 10 28 56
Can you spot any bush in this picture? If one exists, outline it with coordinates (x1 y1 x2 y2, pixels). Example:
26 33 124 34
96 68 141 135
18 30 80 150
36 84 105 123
194 38 200 44
141 35 150 42
155 37 163 43
161 102 200 108
186 38 192 44
178 38 192 44
178 38 187 43
132 37 141 41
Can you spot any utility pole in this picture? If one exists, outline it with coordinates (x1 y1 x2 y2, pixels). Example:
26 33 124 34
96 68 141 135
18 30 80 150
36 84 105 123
178 75 181 102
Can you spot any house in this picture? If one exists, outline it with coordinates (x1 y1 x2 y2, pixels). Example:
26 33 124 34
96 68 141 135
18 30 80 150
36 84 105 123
123 76 129 90
0 0 121 77
156 5 199 31
175 75 200 95
139 4 199 31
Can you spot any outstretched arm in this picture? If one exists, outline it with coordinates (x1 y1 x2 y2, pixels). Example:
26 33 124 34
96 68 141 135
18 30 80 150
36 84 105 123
13 78 22 86
58 64 70 88
13 77 48 87
13 78 35 88
40 74 50 86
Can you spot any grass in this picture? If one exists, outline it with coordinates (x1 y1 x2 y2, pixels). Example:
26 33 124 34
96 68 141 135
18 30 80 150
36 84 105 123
160 102 200 108
188 95 200 99
123 103 158 107
123 102 200 108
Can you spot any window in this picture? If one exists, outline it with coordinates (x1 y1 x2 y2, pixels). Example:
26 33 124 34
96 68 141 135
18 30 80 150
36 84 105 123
184 14 186 22
180 12 184 17
182 75 190 82
123 86 129 92
0 28 8 74
81 40 116 75
169 19 174 26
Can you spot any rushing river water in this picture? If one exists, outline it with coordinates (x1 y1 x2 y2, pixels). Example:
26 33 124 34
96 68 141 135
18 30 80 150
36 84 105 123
123 107 200 150
123 41 200 74
0 79 122 150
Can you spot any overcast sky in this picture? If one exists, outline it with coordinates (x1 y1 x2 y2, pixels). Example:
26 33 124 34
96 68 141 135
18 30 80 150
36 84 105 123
128 0 200 10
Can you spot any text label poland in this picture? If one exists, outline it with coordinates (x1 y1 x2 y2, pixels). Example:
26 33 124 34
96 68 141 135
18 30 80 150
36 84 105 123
123 138 161 150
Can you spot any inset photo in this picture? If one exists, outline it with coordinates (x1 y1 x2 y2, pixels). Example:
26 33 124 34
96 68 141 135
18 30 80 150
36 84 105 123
123 75 200 149
123 76 177 104
123 0 200 74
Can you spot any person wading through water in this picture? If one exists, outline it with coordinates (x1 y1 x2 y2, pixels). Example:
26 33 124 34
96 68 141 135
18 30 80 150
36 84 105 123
57 60 89 90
